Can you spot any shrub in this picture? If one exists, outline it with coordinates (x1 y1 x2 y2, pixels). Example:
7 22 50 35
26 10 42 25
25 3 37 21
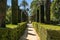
0 28 8 40
32 22 60 40
0 22 27 40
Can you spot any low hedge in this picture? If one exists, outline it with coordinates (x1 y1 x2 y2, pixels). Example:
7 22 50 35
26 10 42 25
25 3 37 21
32 22 60 40
0 22 27 40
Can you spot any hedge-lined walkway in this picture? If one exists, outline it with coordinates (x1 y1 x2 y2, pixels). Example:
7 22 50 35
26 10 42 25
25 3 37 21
19 23 40 40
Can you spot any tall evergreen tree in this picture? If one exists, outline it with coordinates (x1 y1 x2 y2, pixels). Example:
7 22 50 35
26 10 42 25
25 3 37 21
37 9 39 22
45 0 51 24
0 0 7 27
20 0 28 10
12 0 18 24
30 0 45 23
39 0 45 23
18 6 21 23
30 1 39 22
20 0 28 22
40 4 44 23
51 0 60 23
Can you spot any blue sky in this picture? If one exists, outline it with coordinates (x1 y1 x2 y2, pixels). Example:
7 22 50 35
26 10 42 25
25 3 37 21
7 0 32 16
7 0 32 8
7 0 53 8
7 0 53 16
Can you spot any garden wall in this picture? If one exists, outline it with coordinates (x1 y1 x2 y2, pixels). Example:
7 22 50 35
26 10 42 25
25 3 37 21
0 22 27 40
32 22 60 40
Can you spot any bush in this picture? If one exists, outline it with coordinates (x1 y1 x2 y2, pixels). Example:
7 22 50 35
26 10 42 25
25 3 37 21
0 28 8 40
0 22 27 40
32 22 60 40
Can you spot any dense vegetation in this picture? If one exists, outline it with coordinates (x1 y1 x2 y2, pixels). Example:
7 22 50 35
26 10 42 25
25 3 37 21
32 22 60 40
0 0 60 40
31 0 60 40
0 0 7 27
0 0 28 40
30 0 50 23
30 0 60 24
51 0 60 23
6 7 12 24
0 22 27 40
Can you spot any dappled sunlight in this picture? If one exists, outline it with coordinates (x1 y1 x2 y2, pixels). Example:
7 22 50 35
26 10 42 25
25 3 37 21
20 23 40 40
0 0 60 40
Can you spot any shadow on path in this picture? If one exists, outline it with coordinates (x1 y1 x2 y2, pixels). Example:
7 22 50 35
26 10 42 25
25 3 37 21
19 27 28 40
28 33 36 36
19 23 40 40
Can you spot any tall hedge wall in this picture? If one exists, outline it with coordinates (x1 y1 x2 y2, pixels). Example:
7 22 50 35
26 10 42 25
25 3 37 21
32 22 60 40
0 22 27 40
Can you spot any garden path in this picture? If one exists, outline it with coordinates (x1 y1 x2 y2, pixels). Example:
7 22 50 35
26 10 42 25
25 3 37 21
19 23 40 40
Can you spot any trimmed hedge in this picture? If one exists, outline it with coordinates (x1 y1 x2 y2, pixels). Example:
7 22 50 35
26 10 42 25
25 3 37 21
0 22 27 40
32 22 60 40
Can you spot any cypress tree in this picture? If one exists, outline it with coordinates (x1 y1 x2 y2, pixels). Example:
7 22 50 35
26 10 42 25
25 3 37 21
0 0 7 27
46 0 51 24
12 0 18 24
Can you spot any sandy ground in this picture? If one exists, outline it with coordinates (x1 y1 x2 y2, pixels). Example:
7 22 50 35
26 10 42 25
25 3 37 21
19 23 40 40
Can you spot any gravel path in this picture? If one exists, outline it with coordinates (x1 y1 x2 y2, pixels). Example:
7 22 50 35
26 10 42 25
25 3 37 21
19 23 40 40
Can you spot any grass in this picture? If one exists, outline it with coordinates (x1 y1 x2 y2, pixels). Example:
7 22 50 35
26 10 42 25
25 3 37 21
6 24 17 29
6 22 26 29
38 23 60 30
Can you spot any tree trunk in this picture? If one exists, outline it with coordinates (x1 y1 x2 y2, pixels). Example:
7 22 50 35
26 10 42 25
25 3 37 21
35 13 37 22
18 6 21 23
0 0 7 27
46 0 50 24
22 11 25 22
22 11 27 22
37 10 39 22
40 5 44 23
12 0 18 24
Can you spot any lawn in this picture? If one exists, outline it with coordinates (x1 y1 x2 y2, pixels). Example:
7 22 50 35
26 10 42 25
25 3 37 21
6 24 17 29
39 23 60 30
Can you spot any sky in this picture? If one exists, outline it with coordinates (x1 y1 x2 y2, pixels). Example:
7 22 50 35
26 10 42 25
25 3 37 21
7 0 32 8
7 0 53 16
7 0 32 16
7 0 53 8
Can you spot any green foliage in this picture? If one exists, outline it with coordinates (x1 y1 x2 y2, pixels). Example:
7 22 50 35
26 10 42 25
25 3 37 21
30 0 39 15
0 0 7 27
20 0 28 10
0 28 8 40
20 0 28 22
6 7 12 24
22 11 27 22
32 22 60 40
30 0 44 16
0 22 27 40
32 22 47 40
12 0 18 24
51 0 60 21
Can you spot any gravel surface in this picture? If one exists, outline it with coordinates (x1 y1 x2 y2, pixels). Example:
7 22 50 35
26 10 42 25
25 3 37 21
19 23 40 40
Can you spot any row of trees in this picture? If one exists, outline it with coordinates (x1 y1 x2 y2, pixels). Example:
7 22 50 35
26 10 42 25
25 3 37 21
30 0 60 24
51 0 60 23
0 0 28 28
30 0 50 24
